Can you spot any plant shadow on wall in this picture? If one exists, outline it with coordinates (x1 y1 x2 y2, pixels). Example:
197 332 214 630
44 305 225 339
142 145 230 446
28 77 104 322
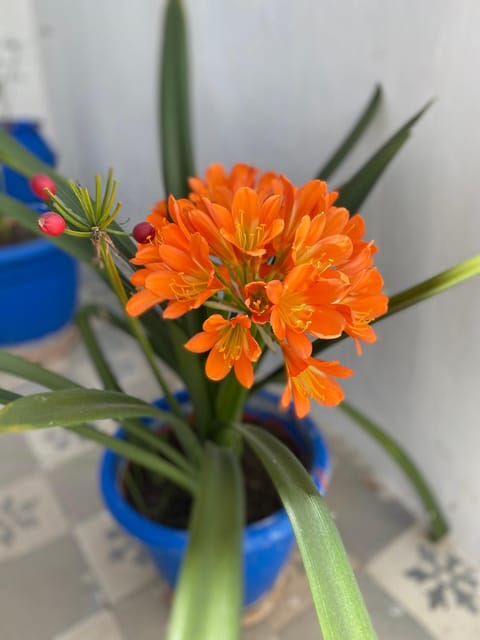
0 1 479 639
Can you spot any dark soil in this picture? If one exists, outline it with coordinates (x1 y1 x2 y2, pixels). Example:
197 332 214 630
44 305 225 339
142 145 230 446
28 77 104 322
124 418 310 529
0 219 36 246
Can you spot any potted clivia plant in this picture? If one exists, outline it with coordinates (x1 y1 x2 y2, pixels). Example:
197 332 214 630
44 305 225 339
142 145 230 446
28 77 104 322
0 36 78 347
0 2 479 639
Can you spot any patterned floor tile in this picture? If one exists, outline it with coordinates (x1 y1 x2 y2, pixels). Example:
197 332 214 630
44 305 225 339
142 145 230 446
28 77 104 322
53 610 125 640
277 607 320 640
0 432 37 485
366 526 480 639
325 457 414 564
74 510 156 605
48 449 105 524
357 572 434 639
114 583 170 640
0 473 67 561
0 535 99 640
262 551 314 632
243 622 280 640
24 426 94 469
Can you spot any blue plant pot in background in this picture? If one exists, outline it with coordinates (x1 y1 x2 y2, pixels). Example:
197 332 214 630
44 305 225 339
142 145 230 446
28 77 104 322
0 121 78 346
100 390 330 608
0 120 56 203
0 233 78 346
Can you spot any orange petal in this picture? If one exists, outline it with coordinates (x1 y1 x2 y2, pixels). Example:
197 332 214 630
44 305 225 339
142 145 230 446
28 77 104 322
205 347 231 381
125 290 161 317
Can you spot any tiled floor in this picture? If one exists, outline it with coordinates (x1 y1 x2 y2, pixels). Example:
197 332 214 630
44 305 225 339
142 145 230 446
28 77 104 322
1 270 479 639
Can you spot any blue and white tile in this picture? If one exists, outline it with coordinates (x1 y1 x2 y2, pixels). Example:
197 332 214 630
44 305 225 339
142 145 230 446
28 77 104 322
0 473 67 561
24 425 94 469
53 610 125 640
366 525 480 639
74 511 156 605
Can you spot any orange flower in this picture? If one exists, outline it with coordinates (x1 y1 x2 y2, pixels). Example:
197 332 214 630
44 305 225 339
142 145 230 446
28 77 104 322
188 163 258 208
185 314 261 388
281 344 353 418
214 187 283 257
126 232 223 319
266 264 348 352
127 162 389 413
338 268 389 354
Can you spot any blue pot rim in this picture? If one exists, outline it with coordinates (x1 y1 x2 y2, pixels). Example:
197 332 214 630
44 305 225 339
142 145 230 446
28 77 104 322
0 236 59 264
100 389 330 552
0 119 40 131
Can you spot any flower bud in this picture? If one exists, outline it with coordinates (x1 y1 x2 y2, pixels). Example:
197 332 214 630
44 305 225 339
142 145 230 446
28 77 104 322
38 212 66 236
132 222 156 243
30 174 56 200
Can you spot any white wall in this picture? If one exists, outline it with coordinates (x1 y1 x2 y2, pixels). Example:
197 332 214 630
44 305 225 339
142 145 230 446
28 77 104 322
0 0 51 129
33 0 479 559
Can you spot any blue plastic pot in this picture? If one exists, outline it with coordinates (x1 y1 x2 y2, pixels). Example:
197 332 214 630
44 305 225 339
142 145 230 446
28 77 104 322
0 233 78 345
100 390 330 608
0 120 56 203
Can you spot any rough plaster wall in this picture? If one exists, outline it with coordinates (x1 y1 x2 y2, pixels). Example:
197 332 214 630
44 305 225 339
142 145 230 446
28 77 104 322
34 0 479 559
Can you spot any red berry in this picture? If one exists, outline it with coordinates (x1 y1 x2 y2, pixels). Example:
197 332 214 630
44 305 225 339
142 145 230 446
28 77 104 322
30 174 56 200
38 212 66 236
132 222 156 243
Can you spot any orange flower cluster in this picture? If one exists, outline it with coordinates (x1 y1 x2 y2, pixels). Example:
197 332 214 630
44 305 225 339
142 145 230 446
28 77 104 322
126 163 388 418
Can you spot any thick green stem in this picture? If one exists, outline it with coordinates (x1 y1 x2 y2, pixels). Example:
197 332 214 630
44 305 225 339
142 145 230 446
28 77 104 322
339 402 448 541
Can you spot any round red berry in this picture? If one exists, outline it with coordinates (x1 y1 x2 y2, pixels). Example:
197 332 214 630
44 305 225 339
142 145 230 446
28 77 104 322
30 174 56 200
132 222 156 243
37 212 66 236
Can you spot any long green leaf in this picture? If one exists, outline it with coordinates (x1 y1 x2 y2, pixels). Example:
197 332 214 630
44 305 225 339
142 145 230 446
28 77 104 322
339 402 448 541
238 423 376 640
0 350 83 390
316 85 382 181
0 389 20 404
75 307 122 392
336 101 432 212
167 443 244 640
0 387 181 431
160 0 195 197
387 254 480 316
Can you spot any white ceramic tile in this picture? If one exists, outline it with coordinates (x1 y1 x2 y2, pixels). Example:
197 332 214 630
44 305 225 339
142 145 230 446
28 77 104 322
24 426 94 469
0 473 67 561
74 511 156 605
367 526 480 639
53 610 125 640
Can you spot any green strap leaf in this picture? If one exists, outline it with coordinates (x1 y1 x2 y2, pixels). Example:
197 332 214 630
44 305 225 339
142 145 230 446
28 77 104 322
75 307 122 392
167 443 244 640
160 0 195 197
339 401 448 541
316 85 383 181
387 254 480 316
0 388 164 432
238 423 376 640
336 100 432 212
0 389 20 404
0 350 83 390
